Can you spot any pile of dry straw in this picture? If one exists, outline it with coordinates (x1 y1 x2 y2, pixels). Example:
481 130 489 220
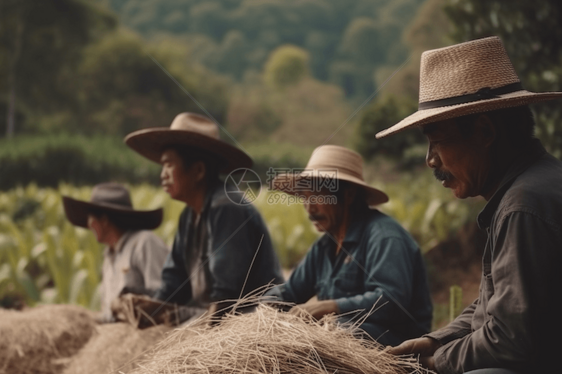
0 304 96 374
130 299 425 374
0 298 426 373
62 323 171 374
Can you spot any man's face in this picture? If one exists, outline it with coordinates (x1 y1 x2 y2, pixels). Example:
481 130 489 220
423 119 491 199
302 188 341 234
87 214 107 244
160 149 197 202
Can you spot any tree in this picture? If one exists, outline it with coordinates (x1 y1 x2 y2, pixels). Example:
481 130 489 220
444 0 562 157
354 95 423 165
382 0 453 99
264 45 309 90
0 0 116 137
346 0 453 166
339 18 386 66
100 0 425 98
76 30 229 135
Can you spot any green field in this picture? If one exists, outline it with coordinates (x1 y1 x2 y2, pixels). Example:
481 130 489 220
0 175 484 313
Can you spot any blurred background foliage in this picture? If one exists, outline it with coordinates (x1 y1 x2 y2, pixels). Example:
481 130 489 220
443 0 562 157
0 0 560 326
0 180 481 311
2 0 561 161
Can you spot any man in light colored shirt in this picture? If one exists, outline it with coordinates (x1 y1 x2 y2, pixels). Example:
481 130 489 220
63 182 169 322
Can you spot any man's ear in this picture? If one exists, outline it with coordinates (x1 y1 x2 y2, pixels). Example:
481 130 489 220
193 161 207 183
343 186 358 206
473 114 497 148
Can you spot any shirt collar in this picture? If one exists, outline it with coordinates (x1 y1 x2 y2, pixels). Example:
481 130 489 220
189 180 220 220
477 139 546 229
342 212 371 243
318 209 372 246
105 230 133 255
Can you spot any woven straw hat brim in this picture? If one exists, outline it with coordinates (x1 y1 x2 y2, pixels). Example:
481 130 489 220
272 171 389 207
125 128 253 173
376 90 562 139
63 196 163 230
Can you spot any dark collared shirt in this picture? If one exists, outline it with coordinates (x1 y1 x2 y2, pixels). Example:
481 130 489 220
154 183 284 307
268 209 433 345
428 140 562 374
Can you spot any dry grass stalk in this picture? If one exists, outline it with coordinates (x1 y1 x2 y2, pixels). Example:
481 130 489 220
130 300 425 374
0 304 96 374
62 323 171 374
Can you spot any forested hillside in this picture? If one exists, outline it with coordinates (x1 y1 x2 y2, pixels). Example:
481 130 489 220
98 0 424 98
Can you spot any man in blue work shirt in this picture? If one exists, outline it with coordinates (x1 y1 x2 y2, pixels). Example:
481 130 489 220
267 145 432 345
123 112 284 324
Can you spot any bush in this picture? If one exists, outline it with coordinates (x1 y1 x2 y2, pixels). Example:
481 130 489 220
0 135 316 191
354 95 424 168
0 134 160 190
264 45 310 90
244 141 312 186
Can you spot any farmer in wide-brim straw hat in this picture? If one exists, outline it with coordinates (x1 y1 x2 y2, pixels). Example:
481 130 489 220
121 112 283 325
383 37 562 374
266 145 433 346
63 182 169 323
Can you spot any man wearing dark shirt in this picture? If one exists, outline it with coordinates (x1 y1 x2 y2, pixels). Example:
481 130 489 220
267 145 433 346
124 112 284 322
377 37 562 374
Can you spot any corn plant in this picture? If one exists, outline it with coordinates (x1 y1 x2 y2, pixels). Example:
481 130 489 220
1 175 483 310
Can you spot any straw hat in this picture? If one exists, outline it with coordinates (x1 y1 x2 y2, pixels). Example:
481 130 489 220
63 183 162 230
376 36 562 139
125 112 252 173
271 145 388 207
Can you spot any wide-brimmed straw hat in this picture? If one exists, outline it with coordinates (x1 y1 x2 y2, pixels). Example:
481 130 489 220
63 183 162 230
271 145 388 207
124 112 252 173
376 36 562 139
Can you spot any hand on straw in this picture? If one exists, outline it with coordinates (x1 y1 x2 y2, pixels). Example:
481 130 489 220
289 300 339 320
387 336 440 370
207 300 238 326
112 294 179 328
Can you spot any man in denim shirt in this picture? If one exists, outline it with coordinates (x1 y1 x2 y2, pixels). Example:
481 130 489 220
379 37 562 374
267 145 433 346
124 112 284 322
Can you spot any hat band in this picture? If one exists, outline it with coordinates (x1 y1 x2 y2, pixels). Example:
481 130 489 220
418 82 523 110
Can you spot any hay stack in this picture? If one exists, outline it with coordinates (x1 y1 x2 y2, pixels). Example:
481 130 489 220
0 304 96 374
130 303 424 374
62 323 171 374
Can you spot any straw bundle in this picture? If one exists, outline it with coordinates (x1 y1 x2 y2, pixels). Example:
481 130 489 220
0 304 96 374
130 302 425 374
62 323 171 374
